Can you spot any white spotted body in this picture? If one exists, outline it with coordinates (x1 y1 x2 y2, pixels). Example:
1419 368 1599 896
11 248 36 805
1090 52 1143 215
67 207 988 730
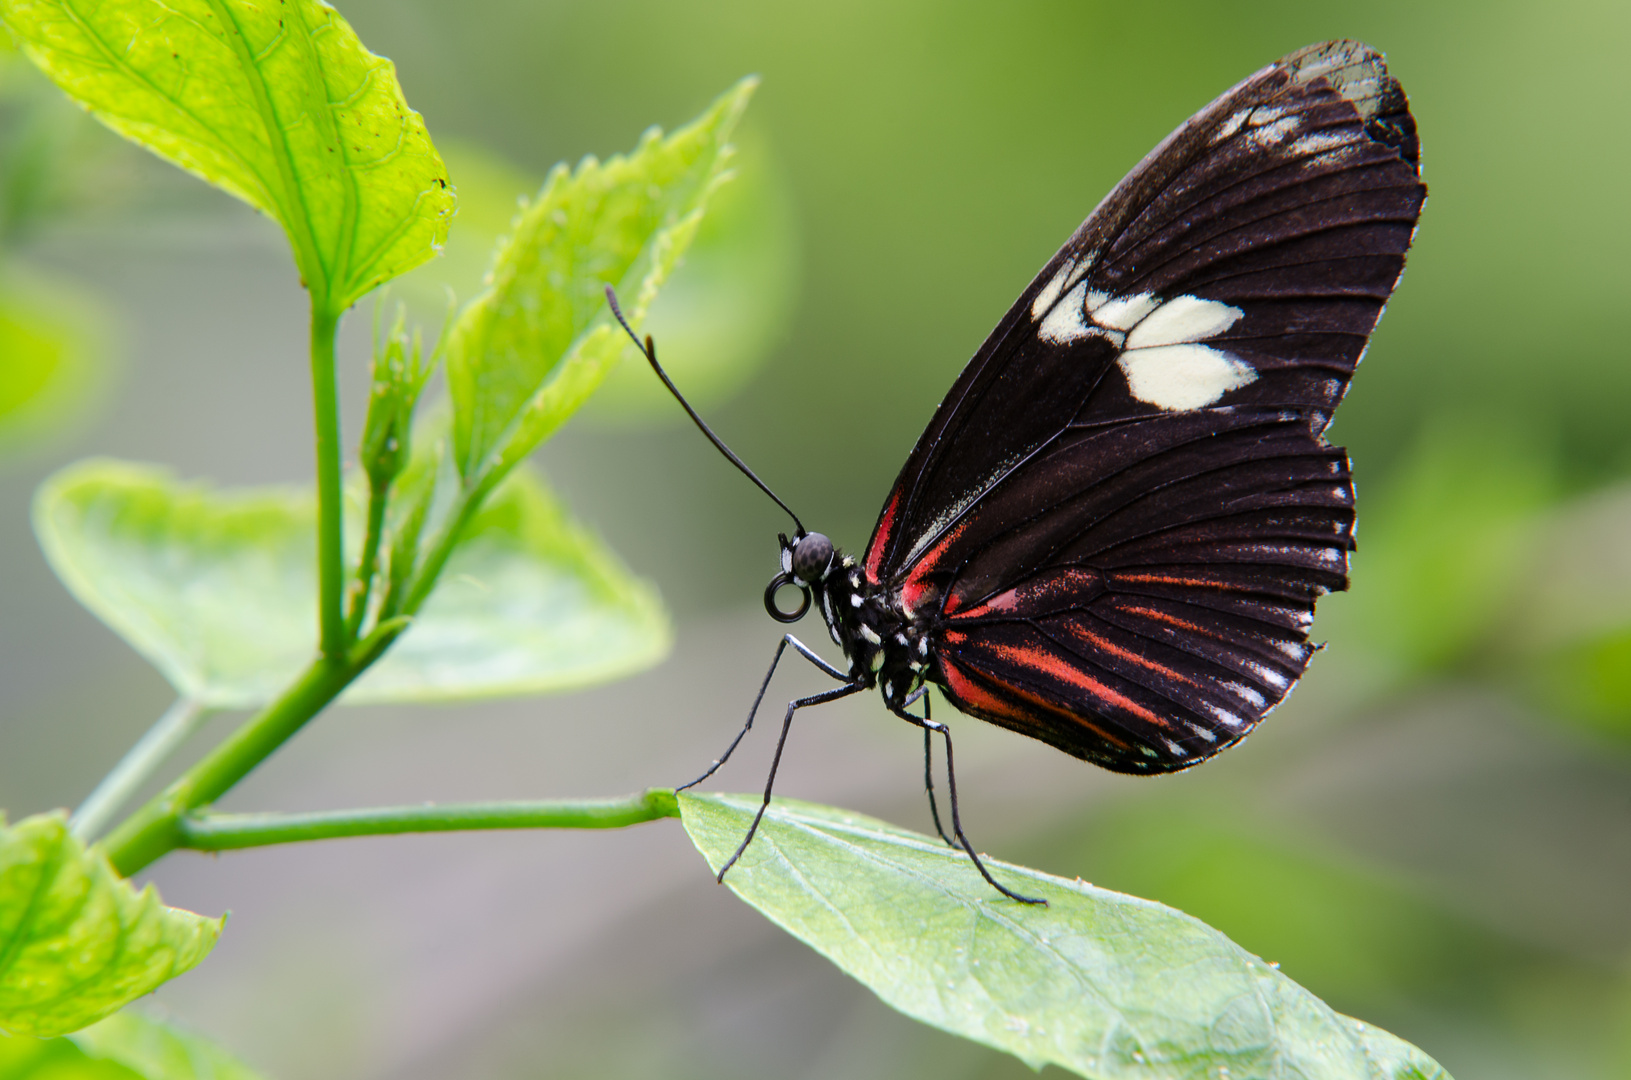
778 542 933 711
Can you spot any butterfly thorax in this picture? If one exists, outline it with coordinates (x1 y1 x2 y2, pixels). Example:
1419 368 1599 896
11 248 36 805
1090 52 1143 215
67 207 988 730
775 533 932 710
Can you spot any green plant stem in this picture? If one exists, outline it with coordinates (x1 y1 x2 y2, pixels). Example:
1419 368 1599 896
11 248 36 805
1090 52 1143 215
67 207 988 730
100 623 404 877
310 302 346 658
345 479 389 639
177 789 680 850
70 697 209 843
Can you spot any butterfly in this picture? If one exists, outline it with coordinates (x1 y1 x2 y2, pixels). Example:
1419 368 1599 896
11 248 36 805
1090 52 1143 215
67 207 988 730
609 39 1425 902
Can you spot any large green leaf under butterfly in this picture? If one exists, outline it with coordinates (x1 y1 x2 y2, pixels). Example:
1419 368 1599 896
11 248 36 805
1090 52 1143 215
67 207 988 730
682 793 1450 1080
0 0 455 311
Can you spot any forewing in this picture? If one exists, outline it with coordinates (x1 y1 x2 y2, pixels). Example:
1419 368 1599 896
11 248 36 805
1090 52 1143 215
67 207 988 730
868 41 1424 770
864 40 1423 584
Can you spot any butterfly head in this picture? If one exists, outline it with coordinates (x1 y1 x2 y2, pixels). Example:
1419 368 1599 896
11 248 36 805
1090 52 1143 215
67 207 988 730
765 531 834 623
791 532 835 584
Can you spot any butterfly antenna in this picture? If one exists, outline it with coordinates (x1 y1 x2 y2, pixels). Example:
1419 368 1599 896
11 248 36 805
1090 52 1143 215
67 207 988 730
605 286 805 536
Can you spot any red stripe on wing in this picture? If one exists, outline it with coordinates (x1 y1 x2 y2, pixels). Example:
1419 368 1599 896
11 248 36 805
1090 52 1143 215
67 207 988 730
863 489 901 584
939 656 1132 750
1114 571 1235 590
901 518 971 615
975 639 1169 729
1055 622 1200 690
950 567 1106 620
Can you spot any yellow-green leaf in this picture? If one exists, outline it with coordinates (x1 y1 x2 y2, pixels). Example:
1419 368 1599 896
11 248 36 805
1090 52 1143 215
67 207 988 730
1 1009 266 1078
69 1010 267 1080
1 0 455 310
447 77 753 491
32 458 668 707
0 814 222 1038
680 793 1450 1080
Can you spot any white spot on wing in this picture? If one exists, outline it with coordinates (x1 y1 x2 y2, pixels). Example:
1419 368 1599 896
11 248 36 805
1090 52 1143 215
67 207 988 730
1030 258 1075 320
1276 641 1310 661
1250 115 1301 149
1250 662 1290 690
1090 292 1160 331
1118 344 1257 411
1211 109 1250 144
1224 681 1267 708
1164 739 1186 756
1125 295 1244 349
1249 105 1287 126
1290 130 1353 157
1037 279 1093 343
1031 254 1095 321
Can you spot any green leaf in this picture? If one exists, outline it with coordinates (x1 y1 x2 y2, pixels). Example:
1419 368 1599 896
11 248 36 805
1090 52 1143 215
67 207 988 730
388 139 542 316
32 458 668 707
446 78 753 491
355 452 670 701
69 1011 267 1080
0 814 222 1038
0 1031 137 1078
0 1009 265 1079
679 793 1450 1080
1 0 455 310
586 133 799 424
398 134 797 428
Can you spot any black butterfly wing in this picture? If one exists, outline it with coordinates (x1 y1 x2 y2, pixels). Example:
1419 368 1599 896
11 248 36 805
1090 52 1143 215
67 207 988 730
863 41 1425 772
930 408 1351 771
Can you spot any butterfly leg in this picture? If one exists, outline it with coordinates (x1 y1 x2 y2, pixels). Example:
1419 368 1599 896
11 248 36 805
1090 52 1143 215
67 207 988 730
714 679 868 883
900 687 955 848
679 634 848 792
891 704 1046 905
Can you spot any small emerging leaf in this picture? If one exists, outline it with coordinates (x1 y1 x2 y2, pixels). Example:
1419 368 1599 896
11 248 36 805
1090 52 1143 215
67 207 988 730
32 458 668 706
680 793 1449 1080
588 135 798 423
0 814 222 1037
447 78 754 491
2 0 455 310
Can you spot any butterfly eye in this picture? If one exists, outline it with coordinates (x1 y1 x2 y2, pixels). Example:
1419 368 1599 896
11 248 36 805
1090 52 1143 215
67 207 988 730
764 572 812 623
791 533 834 583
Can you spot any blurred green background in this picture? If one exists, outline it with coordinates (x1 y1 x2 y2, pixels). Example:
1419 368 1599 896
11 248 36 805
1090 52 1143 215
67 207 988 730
2 0 1630 1077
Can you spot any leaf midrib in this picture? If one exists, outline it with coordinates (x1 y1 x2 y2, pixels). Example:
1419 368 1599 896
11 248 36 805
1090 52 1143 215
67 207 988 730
201 0 334 306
